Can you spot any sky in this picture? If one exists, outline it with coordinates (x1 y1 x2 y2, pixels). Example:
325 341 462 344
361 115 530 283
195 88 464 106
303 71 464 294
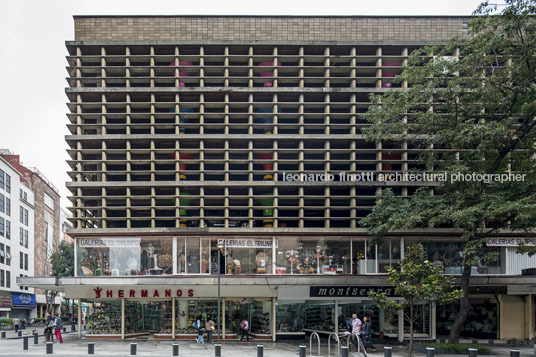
0 0 492 208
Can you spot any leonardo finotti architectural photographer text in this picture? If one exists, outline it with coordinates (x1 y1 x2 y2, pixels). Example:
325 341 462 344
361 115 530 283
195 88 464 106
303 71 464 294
279 171 527 183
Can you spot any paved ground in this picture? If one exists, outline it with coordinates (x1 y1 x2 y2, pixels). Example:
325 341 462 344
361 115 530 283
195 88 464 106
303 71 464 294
0 330 535 356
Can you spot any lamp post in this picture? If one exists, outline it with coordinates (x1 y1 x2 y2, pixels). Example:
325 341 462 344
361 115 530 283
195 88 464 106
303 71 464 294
217 240 225 344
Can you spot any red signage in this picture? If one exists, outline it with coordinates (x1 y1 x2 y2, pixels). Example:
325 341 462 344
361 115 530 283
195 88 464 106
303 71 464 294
0 296 13 308
93 287 194 299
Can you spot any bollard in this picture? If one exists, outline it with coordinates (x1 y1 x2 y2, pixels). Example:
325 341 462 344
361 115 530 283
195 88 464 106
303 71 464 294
426 347 435 357
468 348 478 357
511 350 520 357
342 346 349 357
172 343 179 356
23 336 29 350
215 343 222 357
299 345 306 357
18 330 22 337
46 341 53 354
384 346 393 357
257 344 264 357
33 332 38 345
1 331 5 339
130 342 137 356
88 341 95 354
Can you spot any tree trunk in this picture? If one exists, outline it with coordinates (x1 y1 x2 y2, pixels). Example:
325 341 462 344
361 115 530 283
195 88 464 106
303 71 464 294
408 305 414 357
448 262 472 343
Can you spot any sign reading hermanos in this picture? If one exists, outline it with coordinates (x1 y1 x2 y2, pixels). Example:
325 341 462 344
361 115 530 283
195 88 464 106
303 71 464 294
310 286 398 298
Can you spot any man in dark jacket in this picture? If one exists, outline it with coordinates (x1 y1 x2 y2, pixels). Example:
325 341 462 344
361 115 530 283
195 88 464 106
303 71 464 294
361 316 375 350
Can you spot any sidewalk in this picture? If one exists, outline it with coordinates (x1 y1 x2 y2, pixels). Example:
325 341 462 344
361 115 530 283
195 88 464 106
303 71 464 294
0 333 534 357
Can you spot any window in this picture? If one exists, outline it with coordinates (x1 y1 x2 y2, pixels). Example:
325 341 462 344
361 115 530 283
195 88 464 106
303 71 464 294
6 271 10 288
20 252 23 269
20 207 28 226
19 274 23 290
0 270 4 287
24 230 28 248
44 193 55 210
0 169 4 190
0 217 3 237
0 193 4 213
0 243 4 264
5 221 9 239
5 198 9 216
19 189 27 201
19 227 24 246
24 253 28 271
5 246 10 266
5 174 9 193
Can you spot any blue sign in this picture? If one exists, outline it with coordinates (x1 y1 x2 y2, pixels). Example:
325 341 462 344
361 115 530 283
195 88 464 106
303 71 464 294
12 293 36 307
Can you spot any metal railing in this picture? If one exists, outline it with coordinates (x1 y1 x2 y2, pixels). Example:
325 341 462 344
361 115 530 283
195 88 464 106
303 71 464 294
309 331 320 357
327 332 340 357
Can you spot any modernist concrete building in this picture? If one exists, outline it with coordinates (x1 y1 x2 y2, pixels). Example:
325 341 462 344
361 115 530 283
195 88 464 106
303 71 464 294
19 15 536 341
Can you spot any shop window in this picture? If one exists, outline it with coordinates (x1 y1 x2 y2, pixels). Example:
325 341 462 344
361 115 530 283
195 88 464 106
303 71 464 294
407 240 505 275
338 301 399 337
275 237 351 275
224 298 272 336
125 300 173 336
77 237 174 276
177 237 210 274
222 238 274 275
276 302 305 333
304 302 335 332
87 301 122 335
436 299 497 339
358 239 401 274
175 299 219 336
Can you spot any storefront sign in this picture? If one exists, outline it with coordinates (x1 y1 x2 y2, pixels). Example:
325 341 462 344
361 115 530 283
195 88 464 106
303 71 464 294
486 238 536 247
92 287 194 299
12 293 36 307
310 286 398 298
468 286 507 295
79 238 141 248
218 238 274 249
0 296 12 308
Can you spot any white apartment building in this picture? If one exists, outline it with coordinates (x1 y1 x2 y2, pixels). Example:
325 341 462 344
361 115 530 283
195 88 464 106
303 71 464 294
0 157 36 319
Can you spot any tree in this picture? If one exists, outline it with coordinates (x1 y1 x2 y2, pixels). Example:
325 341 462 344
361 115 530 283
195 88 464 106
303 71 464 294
368 244 463 357
47 241 74 314
361 0 536 343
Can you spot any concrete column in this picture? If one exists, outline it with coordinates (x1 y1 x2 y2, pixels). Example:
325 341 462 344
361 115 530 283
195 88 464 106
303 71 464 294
172 297 176 340
77 300 82 339
121 298 125 339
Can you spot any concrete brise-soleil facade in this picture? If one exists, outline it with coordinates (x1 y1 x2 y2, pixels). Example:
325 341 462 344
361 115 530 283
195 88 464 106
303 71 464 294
18 16 536 341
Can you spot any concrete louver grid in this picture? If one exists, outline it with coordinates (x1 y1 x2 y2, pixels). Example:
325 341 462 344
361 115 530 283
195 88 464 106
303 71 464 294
65 43 433 230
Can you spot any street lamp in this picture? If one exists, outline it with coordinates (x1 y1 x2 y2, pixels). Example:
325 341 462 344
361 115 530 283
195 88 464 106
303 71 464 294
217 240 225 344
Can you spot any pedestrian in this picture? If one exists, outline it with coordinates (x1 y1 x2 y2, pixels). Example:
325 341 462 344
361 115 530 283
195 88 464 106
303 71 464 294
44 313 54 343
345 316 352 330
361 316 374 350
351 313 362 350
195 316 204 344
205 317 215 343
240 318 250 343
12 316 20 333
54 314 63 343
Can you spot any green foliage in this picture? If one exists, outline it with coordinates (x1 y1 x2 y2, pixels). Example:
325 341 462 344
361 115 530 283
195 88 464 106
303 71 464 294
361 0 536 264
50 241 74 278
33 318 45 324
369 244 463 356
417 342 490 354
369 244 463 314
0 318 12 326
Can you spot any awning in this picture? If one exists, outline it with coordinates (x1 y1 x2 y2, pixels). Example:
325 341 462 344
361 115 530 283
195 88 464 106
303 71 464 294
16 277 63 292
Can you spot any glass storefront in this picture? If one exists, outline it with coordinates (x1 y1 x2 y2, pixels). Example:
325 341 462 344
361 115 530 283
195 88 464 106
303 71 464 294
224 298 272 336
76 236 505 276
77 237 174 276
87 301 122 335
276 302 305 333
436 299 498 339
